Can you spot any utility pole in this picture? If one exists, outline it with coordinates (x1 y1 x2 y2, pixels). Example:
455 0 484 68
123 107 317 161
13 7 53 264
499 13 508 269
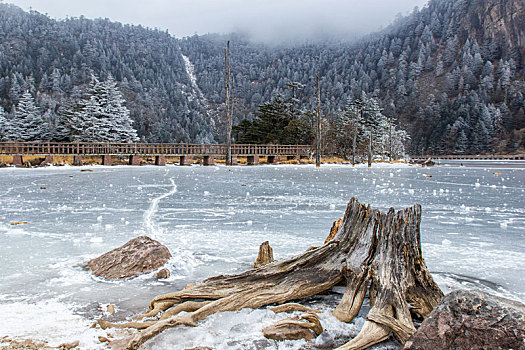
368 128 373 167
389 115 393 162
225 41 232 166
316 73 321 168
352 98 362 167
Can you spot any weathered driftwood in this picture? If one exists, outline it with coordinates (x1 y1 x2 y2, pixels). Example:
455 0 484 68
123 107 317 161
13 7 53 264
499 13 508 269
253 241 274 268
270 302 321 314
262 312 323 341
105 197 442 350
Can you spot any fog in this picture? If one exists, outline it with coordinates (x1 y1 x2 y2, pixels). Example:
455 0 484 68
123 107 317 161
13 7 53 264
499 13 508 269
7 0 429 41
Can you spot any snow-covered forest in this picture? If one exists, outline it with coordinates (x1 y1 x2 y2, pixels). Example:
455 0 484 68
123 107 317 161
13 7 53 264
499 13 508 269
0 0 524 154
0 74 138 142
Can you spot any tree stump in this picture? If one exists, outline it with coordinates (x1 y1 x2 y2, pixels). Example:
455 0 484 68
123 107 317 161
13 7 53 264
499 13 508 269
253 241 274 268
104 197 442 350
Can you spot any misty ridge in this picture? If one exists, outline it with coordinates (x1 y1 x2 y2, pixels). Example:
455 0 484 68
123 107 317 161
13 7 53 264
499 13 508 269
0 0 524 156
6 0 428 43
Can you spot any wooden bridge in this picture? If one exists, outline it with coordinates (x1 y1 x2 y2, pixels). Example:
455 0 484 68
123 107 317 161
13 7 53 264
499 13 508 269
0 142 313 166
410 154 525 161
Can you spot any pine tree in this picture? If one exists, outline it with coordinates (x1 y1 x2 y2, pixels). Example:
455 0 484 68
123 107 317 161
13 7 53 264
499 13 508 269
63 74 138 142
6 91 47 141
454 130 468 154
334 98 366 160
62 75 100 142
0 106 8 141
101 75 138 142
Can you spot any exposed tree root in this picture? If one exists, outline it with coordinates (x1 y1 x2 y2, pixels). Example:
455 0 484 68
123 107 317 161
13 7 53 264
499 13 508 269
270 303 321 314
102 197 442 350
262 312 323 341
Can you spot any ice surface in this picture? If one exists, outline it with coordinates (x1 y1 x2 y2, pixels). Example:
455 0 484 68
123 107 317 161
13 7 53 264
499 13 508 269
1 163 524 349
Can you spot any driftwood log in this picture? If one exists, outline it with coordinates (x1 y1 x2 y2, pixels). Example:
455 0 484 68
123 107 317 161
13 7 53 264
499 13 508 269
105 197 442 350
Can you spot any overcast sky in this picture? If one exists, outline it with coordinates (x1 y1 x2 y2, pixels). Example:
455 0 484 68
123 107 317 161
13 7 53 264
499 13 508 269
6 0 429 41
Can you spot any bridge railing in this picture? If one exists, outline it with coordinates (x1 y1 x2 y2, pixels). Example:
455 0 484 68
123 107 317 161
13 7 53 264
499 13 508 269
410 154 525 161
0 142 313 157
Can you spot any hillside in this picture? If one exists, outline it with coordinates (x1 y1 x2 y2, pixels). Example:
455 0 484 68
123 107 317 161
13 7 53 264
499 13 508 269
0 3 215 143
0 0 524 153
179 0 525 154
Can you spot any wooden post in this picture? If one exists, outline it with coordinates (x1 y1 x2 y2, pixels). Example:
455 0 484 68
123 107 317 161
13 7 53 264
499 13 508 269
102 155 112 166
388 115 393 162
13 155 23 166
352 132 357 166
155 155 166 166
129 155 140 165
180 155 191 166
247 155 259 165
225 41 232 166
316 72 321 168
73 156 83 166
368 131 372 167
267 156 280 164
203 155 215 166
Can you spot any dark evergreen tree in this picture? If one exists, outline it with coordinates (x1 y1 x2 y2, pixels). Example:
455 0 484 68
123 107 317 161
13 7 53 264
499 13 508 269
0 106 7 141
6 91 48 141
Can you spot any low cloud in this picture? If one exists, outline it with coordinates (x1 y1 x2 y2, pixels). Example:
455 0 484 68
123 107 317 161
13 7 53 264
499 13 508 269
7 0 429 41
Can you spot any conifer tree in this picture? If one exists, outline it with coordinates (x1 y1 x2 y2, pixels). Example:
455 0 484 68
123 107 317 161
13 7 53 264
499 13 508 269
6 91 47 141
0 106 8 141
60 74 138 142
102 75 138 142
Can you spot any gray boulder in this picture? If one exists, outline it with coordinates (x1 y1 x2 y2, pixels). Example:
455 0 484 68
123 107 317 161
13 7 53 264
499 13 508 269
88 236 171 279
404 289 525 350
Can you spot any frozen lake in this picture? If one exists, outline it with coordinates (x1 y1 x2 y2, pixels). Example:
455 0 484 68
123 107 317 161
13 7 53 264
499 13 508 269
0 163 524 349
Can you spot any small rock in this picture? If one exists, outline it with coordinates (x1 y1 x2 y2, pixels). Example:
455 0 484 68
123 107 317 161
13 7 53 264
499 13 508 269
156 268 170 279
98 336 110 343
87 236 172 279
58 340 80 349
106 304 115 313
423 158 435 167
404 290 525 350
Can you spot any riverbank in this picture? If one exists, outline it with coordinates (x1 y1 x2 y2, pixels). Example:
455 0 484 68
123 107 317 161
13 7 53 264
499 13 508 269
0 154 412 167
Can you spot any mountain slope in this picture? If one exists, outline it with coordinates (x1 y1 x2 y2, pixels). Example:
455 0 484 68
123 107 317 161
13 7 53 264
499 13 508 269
0 3 215 143
180 0 525 154
0 0 524 153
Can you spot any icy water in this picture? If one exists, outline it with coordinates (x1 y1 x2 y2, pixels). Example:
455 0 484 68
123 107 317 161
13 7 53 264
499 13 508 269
0 163 524 349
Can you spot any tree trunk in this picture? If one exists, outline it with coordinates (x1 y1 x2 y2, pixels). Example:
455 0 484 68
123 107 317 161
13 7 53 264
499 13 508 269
368 131 372 167
352 132 357 166
106 198 442 350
